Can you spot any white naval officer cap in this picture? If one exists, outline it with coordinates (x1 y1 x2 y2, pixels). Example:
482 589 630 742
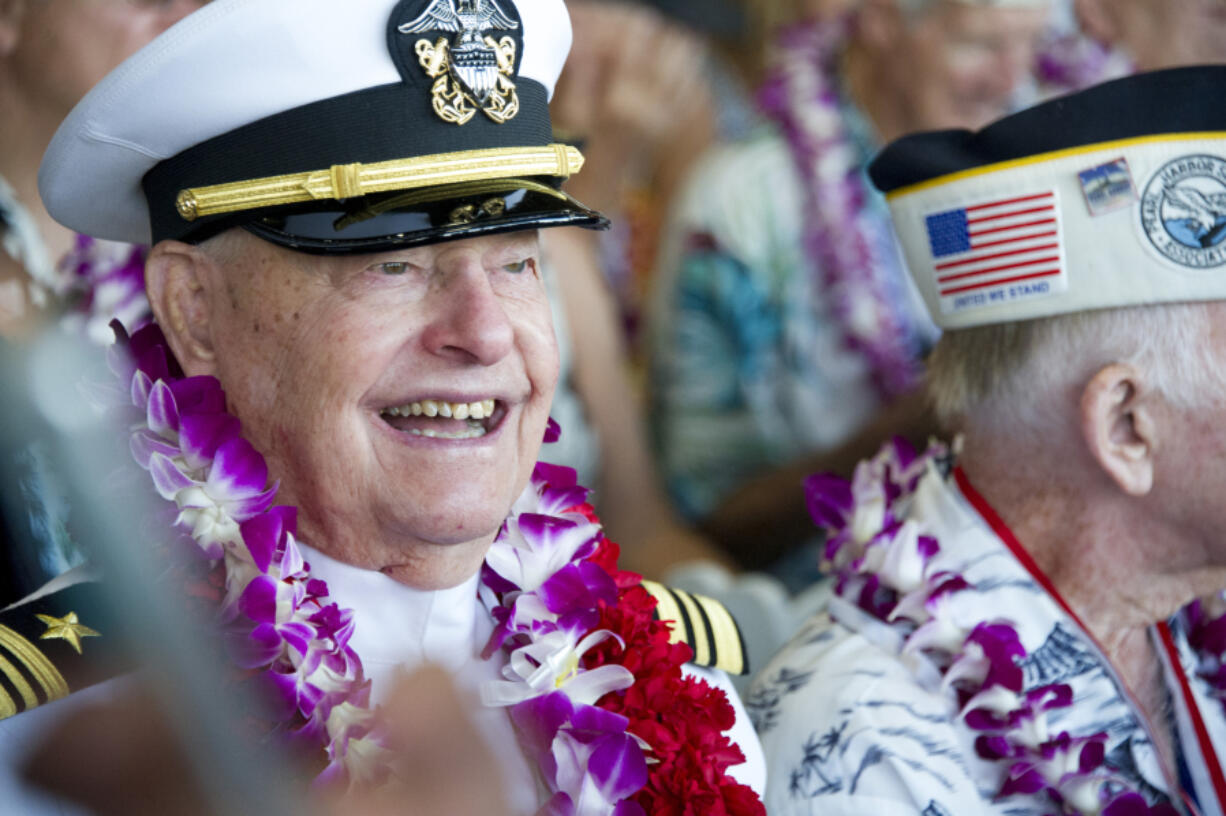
39 0 606 255
870 66 1226 330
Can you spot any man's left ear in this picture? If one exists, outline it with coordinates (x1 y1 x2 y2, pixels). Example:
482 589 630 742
1079 363 1156 496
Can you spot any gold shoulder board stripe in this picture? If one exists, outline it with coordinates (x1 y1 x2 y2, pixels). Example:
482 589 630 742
640 580 748 676
0 624 69 720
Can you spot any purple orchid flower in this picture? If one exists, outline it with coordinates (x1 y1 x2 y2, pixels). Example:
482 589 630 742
511 692 647 816
485 513 603 594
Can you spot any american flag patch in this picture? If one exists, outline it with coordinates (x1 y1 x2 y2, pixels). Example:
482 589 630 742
924 191 1066 314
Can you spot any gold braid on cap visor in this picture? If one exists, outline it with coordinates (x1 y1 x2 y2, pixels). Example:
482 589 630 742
174 144 585 221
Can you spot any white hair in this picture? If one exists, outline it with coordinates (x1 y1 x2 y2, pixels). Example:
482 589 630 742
927 302 1226 432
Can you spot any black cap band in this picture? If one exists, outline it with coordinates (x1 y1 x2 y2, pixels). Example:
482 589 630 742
870 66 1226 195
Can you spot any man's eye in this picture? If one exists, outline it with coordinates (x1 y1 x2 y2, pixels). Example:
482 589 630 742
379 262 411 275
502 259 530 274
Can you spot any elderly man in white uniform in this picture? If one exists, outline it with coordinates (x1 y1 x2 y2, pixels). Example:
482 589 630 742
0 1 767 813
750 66 1226 816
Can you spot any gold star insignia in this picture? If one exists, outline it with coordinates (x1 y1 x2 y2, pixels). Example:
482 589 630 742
35 612 100 655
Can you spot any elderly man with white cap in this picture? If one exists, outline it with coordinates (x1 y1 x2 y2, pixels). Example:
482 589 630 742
0 1 767 813
749 65 1226 815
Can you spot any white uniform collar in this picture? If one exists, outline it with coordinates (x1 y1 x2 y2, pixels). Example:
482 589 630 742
295 543 489 702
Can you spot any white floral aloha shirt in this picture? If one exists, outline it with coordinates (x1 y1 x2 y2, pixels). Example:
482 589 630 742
747 462 1226 816
646 115 936 523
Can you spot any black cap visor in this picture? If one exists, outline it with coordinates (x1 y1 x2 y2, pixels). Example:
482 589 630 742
240 177 607 255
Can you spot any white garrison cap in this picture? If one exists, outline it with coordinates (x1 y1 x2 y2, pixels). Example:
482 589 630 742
40 0 603 253
870 66 1226 330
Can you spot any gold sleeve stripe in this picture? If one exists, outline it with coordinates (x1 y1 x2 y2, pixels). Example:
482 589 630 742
0 653 36 717
642 580 691 650
0 682 14 719
692 592 747 677
672 588 711 667
640 580 749 675
0 624 69 706
175 143 585 221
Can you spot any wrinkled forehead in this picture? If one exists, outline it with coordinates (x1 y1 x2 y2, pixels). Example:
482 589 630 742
195 226 544 286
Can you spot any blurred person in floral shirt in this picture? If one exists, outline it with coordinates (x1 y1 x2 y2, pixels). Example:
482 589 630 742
648 0 1050 573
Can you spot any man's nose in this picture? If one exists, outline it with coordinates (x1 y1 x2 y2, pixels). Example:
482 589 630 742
420 264 515 366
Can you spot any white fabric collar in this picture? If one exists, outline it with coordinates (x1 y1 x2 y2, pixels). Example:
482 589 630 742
295 544 490 702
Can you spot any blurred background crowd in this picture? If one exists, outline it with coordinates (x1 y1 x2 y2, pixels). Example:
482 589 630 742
2 0 1226 811
3 0 1226 692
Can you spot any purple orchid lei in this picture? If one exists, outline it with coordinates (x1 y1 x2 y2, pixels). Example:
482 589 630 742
59 234 151 345
805 439 1178 816
105 321 660 812
757 20 923 400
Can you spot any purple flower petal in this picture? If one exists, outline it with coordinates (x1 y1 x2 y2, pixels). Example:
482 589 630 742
226 482 280 521
279 622 314 657
131 370 154 409
803 472 853 531
511 692 571 783
588 733 647 802
482 561 519 595
130 430 182 470
207 437 269 493
146 380 180 437
543 417 561 444
965 623 1025 693
239 575 278 623
240 506 295 573
170 376 226 417
148 452 196 499
612 801 647 816
1027 683 1073 711
569 702 630 737
179 413 242 470
974 734 1017 760
227 622 284 669
533 462 578 489
999 762 1046 796
1078 735 1106 773
262 670 301 720
537 562 619 615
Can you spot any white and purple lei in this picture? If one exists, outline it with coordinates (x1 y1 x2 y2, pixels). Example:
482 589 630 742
105 321 660 814
756 20 923 401
805 439 1182 816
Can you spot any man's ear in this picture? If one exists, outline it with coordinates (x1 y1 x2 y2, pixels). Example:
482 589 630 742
0 0 25 57
1079 362 1156 496
1072 0 1118 46
144 241 218 376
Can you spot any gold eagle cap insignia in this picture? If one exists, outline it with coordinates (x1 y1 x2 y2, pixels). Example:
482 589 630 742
399 0 521 125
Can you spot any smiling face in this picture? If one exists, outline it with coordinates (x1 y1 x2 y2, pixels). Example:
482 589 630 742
177 229 558 589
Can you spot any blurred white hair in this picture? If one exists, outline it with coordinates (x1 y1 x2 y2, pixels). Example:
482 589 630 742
927 302 1226 432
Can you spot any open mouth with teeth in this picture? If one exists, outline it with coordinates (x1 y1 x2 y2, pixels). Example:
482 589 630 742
379 399 503 439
